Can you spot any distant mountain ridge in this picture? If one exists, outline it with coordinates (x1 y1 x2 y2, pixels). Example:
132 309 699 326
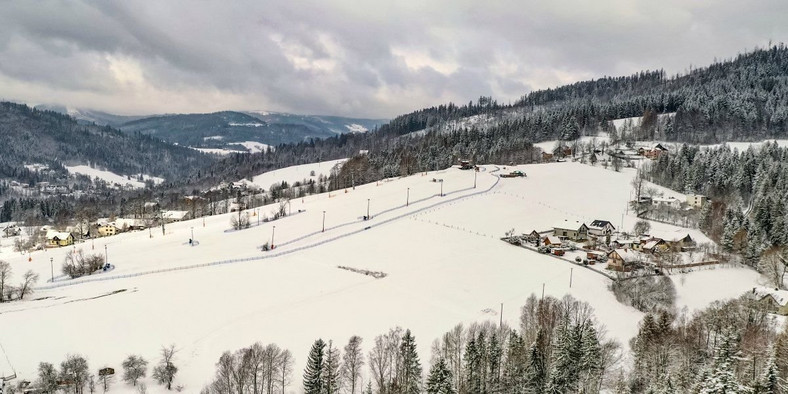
36 105 387 152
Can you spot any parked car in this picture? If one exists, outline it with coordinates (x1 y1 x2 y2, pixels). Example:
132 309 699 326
552 249 565 256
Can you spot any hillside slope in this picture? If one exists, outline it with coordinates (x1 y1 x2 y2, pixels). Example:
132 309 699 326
0 102 211 184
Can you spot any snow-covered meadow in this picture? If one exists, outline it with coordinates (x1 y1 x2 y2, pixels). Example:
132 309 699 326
0 161 768 393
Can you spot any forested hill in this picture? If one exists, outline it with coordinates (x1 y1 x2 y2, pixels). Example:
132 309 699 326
188 45 788 189
0 102 212 184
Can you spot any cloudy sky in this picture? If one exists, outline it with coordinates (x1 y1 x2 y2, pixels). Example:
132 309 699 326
1 1 786 119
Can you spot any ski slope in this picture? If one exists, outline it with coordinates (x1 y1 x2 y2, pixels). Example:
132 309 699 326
0 162 767 394
65 165 165 188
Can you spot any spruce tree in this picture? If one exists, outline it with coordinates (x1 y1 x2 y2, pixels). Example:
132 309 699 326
322 340 341 394
502 330 527 393
465 338 481 394
524 329 547 394
303 339 326 394
699 332 745 394
426 358 455 394
400 329 422 394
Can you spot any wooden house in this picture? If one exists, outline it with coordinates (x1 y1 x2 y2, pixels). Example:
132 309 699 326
541 152 554 162
607 248 642 271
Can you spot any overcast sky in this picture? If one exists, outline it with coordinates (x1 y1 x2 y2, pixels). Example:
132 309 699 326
1 1 786 119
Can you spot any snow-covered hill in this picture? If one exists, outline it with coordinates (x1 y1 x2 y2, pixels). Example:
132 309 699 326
0 161 767 393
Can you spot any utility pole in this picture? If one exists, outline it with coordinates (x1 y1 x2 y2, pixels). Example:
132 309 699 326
570 268 574 288
406 188 410 206
499 303 503 330
50 257 53 283
104 244 108 265
440 180 444 197
474 169 477 189
367 199 370 219
322 211 326 232
190 227 194 245
271 226 276 249
541 283 545 300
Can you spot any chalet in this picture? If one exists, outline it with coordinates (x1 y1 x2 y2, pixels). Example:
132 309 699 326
686 194 708 208
751 287 788 315
543 236 562 247
46 231 74 247
97 225 118 237
552 221 589 241
607 248 643 271
562 147 573 157
541 152 554 162
642 238 668 253
588 220 616 236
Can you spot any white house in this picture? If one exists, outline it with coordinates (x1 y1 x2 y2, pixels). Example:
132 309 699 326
588 220 616 236
652 197 682 209
686 194 708 208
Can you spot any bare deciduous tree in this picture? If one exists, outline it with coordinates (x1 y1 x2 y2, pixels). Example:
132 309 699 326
18 269 38 299
153 344 178 390
0 260 11 302
122 355 148 386
341 336 364 394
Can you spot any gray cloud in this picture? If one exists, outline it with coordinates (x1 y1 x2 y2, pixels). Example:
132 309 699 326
0 0 786 118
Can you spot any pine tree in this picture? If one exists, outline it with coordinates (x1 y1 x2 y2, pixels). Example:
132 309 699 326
426 358 455 394
545 322 579 394
303 339 326 394
579 324 602 393
400 329 422 394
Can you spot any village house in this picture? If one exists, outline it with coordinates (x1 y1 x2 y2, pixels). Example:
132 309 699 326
751 287 788 315
97 225 118 237
652 197 682 209
525 230 542 244
651 230 696 251
642 238 668 254
115 218 146 231
2 224 21 237
607 248 643 271
552 220 588 241
588 220 616 236
643 144 669 159
46 231 74 247
686 194 708 208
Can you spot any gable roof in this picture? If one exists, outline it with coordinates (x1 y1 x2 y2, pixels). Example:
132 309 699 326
609 248 641 263
643 239 665 250
46 231 72 240
753 287 788 307
544 236 562 245
553 220 587 231
589 220 615 229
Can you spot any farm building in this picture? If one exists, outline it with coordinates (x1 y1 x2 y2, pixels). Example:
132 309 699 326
751 287 788 315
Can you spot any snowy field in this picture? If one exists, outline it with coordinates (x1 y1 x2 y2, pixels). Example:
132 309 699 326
0 162 768 393
65 165 165 189
251 158 347 190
